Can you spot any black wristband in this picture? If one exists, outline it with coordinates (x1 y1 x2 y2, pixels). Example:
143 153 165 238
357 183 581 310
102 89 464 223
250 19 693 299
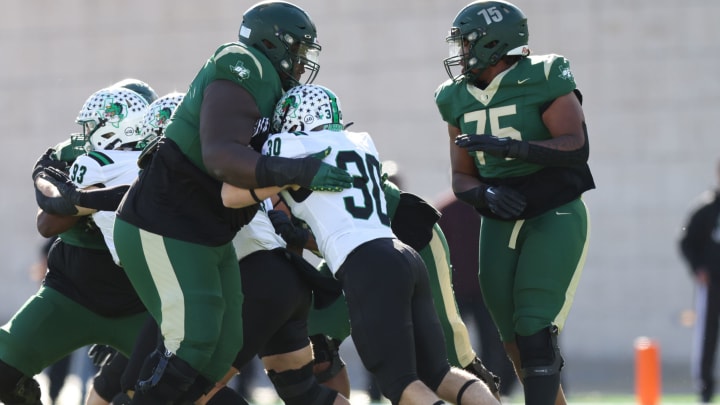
255 155 321 188
515 125 589 166
454 186 488 208
249 188 262 203
75 185 130 211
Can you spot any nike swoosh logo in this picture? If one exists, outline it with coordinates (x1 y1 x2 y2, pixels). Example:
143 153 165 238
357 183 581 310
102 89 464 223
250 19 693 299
555 211 571 215
518 78 530 84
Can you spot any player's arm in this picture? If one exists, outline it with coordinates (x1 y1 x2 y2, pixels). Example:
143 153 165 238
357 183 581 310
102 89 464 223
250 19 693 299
34 168 113 216
36 209 79 237
272 198 320 254
449 123 526 219
449 123 483 196
220 183 288 209
455 91 589 166
201 80 352 191
200 80 263 188
536 90 587 151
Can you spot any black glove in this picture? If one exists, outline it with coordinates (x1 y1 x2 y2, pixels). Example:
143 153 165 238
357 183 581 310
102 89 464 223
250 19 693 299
34 170 79 216
41 167 82 205
267 209 310 248
32 148 68 181
455 134 529 159
484 185 527 219
88 344 117 367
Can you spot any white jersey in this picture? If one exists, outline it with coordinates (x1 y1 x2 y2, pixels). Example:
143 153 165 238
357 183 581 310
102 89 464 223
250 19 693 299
233 198 285 261
70 149 141 265
262 129 395 274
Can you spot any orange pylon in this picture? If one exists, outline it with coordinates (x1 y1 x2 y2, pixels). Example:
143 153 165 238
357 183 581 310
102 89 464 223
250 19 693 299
635 337 661 405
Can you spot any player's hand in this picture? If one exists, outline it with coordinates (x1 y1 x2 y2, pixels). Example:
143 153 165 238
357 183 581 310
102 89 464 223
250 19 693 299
484 185 526 219
32 148 68 180
300 147 353 192
88 344 117 367
41 167 82 205
455 134 527 159
267 210 310 248
309 146 332 160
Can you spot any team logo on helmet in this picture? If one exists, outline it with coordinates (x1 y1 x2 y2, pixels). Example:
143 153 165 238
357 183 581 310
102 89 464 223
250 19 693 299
147 106 174 132
101 98 130 128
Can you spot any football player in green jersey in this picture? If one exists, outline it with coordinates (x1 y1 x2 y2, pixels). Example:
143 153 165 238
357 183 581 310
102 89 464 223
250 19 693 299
112 1 352 403
0 82 155 405
435 1 595 405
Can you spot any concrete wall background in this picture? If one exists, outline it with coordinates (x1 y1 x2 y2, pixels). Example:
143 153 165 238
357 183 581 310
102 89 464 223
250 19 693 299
2 0 719 395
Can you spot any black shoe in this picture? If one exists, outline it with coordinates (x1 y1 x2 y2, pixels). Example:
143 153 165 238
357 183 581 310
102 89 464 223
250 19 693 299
701 380 714 403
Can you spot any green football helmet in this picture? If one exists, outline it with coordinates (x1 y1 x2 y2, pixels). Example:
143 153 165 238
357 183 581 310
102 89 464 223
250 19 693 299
111 78 159 105
444 0 530 80
238 1 321 90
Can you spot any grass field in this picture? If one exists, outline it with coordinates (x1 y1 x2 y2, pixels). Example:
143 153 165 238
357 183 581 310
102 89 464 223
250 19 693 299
38 372 710 405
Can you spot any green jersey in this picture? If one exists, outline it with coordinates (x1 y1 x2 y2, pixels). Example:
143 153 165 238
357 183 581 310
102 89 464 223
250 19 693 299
165 42 283 171
118 42 280 245
435 54 594 219
435 54 575 179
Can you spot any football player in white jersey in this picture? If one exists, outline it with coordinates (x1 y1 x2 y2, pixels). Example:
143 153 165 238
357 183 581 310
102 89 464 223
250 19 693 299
51 91 349 405
8 85 153 405
222 84 500 405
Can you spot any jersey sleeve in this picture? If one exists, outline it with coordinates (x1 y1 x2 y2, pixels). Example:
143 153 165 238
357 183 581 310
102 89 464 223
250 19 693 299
541 54 577 100
210 43 283 116
70 152 123 188
434 78 461 127
262 132 332 159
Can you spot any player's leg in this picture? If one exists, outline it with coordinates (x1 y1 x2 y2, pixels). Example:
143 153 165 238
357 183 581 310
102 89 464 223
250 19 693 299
252 250 345 405
513 198 589 405
338 239 445 404
418 224 501 398
699 281 720 402
307 262 351 397
404 240 497 405
114 219 242 403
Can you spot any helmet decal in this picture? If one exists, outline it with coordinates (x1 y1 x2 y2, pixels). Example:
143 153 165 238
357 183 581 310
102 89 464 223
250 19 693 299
101 99 129 128
136 92 185 150
272 84 343 133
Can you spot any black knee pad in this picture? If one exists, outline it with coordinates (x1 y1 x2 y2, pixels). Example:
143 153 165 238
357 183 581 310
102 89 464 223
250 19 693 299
463 357 500 396
309 334 346 383
515 325 564 378
0 360 41 405
267 361 338 405
131 349 199 404
176 374 215 404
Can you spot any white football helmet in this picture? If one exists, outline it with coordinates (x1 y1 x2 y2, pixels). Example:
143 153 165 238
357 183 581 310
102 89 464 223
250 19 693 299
137 92 185 144
75 87 150 150
272 84 343 133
